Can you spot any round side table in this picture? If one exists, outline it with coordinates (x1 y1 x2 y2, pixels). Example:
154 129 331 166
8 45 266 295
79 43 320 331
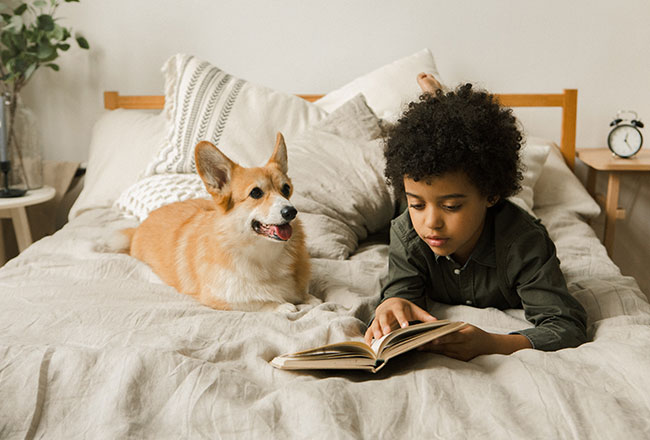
0 186 56 262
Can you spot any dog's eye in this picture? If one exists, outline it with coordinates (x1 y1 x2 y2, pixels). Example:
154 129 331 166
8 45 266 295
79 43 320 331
249 187 264 199
281 184 291 197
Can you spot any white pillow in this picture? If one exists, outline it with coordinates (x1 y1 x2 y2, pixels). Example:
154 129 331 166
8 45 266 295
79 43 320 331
507 139 551 216
533 139 600 218
146 53 327 176
289 94 394 259
69 109 167 219
115 95 394 260
314 49 441 123
114 173 209 221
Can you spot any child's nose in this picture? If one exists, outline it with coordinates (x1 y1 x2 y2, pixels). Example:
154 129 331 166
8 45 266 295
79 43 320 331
425 208 444 230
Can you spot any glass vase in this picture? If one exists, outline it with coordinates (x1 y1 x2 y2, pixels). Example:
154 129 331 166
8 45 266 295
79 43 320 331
5 93 43 191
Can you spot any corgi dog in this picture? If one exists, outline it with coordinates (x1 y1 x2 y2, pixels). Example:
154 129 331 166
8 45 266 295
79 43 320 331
124 133 316 312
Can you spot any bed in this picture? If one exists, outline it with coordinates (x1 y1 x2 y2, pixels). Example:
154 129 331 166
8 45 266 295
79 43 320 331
2 50 650 439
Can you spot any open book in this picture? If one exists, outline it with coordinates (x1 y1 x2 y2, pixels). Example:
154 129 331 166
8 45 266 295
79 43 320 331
270 320 467 373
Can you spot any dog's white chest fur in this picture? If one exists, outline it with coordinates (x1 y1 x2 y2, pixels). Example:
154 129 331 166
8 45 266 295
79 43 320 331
200 239 307 311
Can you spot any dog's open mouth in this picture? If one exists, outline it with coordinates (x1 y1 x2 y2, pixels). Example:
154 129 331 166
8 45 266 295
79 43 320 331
252 220 293 241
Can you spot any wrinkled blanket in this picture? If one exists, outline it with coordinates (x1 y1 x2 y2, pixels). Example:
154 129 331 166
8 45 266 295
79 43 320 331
1 206 650 439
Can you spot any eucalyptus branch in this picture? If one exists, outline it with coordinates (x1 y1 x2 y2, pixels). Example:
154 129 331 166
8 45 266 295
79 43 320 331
0 0 88 188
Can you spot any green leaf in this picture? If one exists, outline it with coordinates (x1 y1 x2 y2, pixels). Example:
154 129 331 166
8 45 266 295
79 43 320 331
57 43 70 51
51 23 64 41
6 15 24 33
37 14 55 32
1 32 15 50
13 4 28 16
76 35 89 49
1 49 11 63
46 63 59 71
64 0 81 2
36 41 56 60
33 0 48 7
24 62 37 80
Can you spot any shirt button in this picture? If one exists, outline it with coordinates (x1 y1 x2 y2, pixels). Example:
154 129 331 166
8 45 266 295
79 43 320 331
453 269 461 275
465 300 473 305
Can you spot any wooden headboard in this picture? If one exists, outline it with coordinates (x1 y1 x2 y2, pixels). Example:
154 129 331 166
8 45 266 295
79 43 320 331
103 89 578 169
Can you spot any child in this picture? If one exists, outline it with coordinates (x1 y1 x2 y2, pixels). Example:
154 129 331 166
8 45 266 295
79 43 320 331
364 75 588 361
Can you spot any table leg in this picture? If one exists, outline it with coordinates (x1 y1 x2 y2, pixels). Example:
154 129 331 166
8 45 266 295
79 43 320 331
603 172 620 256
10 207 33 253
0 220 5 266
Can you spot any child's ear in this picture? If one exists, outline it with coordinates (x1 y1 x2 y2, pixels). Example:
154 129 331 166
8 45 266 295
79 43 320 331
487 195 500 207
267 132 288 174
194 141 236 198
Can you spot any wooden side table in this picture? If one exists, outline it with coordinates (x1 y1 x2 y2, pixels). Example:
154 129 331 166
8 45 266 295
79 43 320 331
576 148 650 256
0 186 56 264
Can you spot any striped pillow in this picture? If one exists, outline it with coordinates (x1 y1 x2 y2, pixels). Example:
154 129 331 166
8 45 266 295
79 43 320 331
145 54 326 176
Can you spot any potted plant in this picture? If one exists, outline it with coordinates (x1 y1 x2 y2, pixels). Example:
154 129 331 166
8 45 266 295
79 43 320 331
0 0 88 193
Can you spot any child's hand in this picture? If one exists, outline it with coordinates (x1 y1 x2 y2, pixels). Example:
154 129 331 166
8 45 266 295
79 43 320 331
364 297 437 345
417 325 533 361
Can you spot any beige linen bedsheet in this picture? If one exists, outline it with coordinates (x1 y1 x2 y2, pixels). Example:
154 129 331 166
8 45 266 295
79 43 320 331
1 206 649 439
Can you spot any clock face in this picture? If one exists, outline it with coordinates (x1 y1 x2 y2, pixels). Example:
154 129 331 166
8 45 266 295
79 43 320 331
608 124 643 158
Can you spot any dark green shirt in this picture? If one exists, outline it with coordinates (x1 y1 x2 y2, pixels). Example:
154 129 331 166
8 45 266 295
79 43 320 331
381 200 588 351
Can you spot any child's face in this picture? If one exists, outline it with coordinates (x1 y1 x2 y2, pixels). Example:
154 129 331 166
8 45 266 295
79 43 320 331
404 171 497 264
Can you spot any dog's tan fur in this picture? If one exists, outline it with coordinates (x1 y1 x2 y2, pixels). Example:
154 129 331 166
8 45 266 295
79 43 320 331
126 133 314 311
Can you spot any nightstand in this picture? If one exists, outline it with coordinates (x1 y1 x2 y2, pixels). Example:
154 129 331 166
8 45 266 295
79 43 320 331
576 148 650 256
0 185 56 264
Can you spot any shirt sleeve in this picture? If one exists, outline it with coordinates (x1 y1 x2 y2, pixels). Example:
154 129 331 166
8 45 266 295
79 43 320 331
379 223 428 310
506 227 588 351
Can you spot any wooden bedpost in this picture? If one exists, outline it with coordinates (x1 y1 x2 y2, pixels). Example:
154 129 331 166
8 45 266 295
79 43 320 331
104 91 119 110
561 89 578 170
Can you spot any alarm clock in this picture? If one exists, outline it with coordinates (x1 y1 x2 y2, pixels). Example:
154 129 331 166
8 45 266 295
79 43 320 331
608 110 644 158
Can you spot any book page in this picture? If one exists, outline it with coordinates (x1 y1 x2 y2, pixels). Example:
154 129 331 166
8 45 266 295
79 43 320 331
374 320 451 355
381 321 468 361
280 340 376 360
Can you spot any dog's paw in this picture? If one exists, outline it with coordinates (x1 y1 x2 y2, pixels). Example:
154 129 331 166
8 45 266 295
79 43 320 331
305 295 322 306
274 302 299 313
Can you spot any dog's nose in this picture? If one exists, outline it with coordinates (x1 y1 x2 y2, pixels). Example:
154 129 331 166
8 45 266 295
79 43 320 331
281 206 297 221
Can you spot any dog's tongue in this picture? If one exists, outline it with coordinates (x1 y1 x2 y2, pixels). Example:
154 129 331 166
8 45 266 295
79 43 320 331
271 224 293 241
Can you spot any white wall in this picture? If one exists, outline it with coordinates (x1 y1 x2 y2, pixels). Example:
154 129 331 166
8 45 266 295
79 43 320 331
20 0 650 294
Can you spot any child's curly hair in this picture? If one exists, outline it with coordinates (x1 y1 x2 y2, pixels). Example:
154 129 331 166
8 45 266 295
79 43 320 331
384 83 524 200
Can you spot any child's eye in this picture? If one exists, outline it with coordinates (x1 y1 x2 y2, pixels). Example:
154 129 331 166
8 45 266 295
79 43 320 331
249 187 264 199
409 204 425 210
281 183 291 197
443 204 461 211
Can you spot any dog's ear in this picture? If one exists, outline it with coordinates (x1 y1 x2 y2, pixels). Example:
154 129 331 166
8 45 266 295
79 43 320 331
195 141 236 197
267 132 288 174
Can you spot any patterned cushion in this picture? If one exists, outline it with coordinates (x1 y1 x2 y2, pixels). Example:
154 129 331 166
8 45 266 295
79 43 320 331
145 53 326 175
114 174 208 222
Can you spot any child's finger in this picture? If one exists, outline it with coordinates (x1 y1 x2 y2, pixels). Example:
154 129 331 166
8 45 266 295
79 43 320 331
364 326 374 345
378 313 394 336
411 304 437 322
366 321 383 344
392 307 411 329
435 332 467 345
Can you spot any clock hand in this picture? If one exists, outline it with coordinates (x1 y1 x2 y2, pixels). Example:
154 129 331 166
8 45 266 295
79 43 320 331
624 135 631 147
